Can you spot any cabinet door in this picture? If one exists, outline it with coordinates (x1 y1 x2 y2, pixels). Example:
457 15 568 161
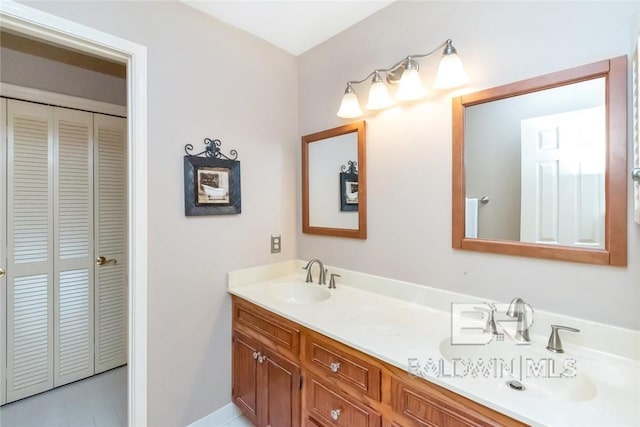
307 375 380 427
233 332 259 425
260 349 300 427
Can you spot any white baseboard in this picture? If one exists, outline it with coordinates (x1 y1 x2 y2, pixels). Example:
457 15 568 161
187 403 243 427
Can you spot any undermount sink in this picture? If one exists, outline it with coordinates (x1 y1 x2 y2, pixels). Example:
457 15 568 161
270 282 330 304
438 338 596 402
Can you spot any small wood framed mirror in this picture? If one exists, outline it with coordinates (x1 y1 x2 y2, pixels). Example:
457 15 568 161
452 56 627 265
302 121 367 239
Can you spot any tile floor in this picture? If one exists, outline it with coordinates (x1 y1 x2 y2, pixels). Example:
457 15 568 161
0 367 127 427
220 415 252 427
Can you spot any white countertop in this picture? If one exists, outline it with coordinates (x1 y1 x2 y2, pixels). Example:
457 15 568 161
228 261 640 427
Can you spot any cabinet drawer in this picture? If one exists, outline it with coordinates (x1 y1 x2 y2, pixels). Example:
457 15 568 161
307 376 381 427
391 377 525 427
233 296 300 357
303 332 381 400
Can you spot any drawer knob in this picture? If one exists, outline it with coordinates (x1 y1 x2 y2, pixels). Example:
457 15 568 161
252 351 260 360
330 409 341 421
330 362 341 373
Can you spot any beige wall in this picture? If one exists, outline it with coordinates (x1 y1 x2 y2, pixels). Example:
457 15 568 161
297 1 640 330
21 1 298 426
0 46 127 105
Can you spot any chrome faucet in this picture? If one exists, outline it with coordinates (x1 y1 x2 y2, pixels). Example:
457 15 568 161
506 297 531 343
303 259 327 285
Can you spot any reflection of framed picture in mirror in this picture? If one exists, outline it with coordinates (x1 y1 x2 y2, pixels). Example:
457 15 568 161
340 172 358 211
184 156 241 216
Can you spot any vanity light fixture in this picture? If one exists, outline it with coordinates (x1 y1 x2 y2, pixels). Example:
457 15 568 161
337 39 468 118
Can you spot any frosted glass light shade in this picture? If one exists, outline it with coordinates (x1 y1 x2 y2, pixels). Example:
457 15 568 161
337 92 362 118
395 68 425 101
434 53 469 89
366 81 393 110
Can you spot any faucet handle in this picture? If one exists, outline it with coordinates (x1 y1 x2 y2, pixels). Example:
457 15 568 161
474 306 499 336
329 273 340 289
546 325 580 353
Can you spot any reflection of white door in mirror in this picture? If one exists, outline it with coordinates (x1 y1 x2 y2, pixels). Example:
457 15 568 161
520 107 605 248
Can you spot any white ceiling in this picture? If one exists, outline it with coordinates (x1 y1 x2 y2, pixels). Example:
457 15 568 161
182 1 394 56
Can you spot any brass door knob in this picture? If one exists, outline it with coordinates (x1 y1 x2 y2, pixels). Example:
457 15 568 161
96 256 117 266
0 268 5 278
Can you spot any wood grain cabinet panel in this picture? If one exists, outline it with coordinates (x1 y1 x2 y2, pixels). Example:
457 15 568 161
233 296 300 358
232 332 259 426
305 417 324 426
232 330 301 427
307 375 381 427
303 332 381 401
390 377 526 427
260 349 301 427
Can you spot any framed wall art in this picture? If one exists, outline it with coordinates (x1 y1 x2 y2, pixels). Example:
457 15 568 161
184 138 241 216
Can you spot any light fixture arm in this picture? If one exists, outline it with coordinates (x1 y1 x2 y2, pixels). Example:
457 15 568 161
337 39 466 118
345 70 380 87
405 39 450 61
342 39 451 90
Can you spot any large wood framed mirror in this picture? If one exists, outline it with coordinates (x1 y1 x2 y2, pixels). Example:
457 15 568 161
452 56 627 265
302 121 366 239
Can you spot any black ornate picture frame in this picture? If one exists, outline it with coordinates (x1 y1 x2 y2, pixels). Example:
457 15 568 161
340 160 358 212
184 138 241 216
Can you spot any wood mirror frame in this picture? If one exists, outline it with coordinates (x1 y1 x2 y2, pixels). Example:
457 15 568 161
452 56 627 265
302 121 367 239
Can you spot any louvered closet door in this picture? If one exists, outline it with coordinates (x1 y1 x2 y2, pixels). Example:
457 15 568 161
1 98 7 405
5 99 55 403
94 114 127 373
53 107 95 386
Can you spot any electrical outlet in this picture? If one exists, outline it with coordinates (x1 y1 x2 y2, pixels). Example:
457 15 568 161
270 234 281 254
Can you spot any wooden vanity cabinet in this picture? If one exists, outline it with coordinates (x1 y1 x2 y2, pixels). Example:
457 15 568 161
231 296 527 427
389 376 521 427
305 373 381 427
232 297 301 427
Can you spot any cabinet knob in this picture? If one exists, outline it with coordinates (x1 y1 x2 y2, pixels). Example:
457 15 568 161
0 268 5 279
252 351 260 360
258 354 267 364
330 362 341 373
330 409 341 421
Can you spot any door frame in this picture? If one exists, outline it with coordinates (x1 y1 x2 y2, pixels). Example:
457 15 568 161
0 1 148 425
